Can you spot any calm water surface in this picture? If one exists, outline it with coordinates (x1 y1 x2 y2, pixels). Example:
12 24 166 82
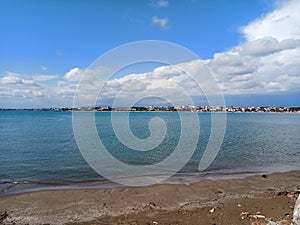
0 111 299 194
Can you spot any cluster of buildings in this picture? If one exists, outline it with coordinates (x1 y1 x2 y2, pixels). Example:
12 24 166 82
1 106 299 113
29 105 300 113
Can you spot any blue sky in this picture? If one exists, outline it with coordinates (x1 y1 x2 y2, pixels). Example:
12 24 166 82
0 0 299 108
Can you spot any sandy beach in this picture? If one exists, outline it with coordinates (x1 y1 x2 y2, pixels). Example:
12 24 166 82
0 171 299 225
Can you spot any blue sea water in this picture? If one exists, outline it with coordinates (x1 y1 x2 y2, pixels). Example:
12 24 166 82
0 111 299 194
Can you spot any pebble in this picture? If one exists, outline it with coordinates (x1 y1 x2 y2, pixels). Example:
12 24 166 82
240 211 250 220
250 214 266 219
277 191 288 196
267 222 278 225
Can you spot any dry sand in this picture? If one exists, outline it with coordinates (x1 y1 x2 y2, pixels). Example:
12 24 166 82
0 171 299 225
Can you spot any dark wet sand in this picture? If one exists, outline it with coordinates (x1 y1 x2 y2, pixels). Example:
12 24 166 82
0 171 299 225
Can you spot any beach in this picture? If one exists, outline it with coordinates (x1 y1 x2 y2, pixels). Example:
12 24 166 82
2 0 300 224
0 170 299 225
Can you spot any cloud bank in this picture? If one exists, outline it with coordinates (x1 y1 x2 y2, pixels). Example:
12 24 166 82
242 0 300 41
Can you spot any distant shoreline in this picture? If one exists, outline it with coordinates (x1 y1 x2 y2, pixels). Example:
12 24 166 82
1 105 300 113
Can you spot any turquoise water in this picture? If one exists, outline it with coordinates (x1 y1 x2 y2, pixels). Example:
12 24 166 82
0 111 299 194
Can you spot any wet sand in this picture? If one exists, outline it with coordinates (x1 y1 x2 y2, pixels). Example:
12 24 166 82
0 171 299 225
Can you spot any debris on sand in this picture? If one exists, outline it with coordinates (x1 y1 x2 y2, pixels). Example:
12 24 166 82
0 210 8 223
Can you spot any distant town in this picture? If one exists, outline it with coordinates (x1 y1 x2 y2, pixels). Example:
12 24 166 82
1 105 300 113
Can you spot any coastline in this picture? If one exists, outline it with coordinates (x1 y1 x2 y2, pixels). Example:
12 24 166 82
1 170 299 225
2 166 299 196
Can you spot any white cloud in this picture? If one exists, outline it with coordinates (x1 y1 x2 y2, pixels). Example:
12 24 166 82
208 42 300 95
1 75 23 85
41 66 48 71
241 0 300 41
240 37 299 56
150 0 169 8
0 73 40 87
64 68 84 82
152 16 169 28
0 72 46 104
55 81 79 98
95 60 211 105
33 75 58 82
0 72 62 107
206 0 300 96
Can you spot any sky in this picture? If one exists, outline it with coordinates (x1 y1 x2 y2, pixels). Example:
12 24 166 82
0 0 299 108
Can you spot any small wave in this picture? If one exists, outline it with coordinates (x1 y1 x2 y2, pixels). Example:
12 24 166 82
0 178 112 196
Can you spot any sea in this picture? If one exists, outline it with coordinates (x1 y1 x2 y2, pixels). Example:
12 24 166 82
0 111 299 195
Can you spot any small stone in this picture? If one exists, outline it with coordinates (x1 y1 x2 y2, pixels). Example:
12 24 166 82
287 193 294 198
277 191 288 196
240 212 250 220
281 220 291 225
250 214 266 219
0 211 8 223
256 215 266 219
144 202 157 210
267 221 279 225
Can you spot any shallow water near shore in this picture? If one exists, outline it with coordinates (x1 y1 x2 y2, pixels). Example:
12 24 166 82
0 111 299 194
